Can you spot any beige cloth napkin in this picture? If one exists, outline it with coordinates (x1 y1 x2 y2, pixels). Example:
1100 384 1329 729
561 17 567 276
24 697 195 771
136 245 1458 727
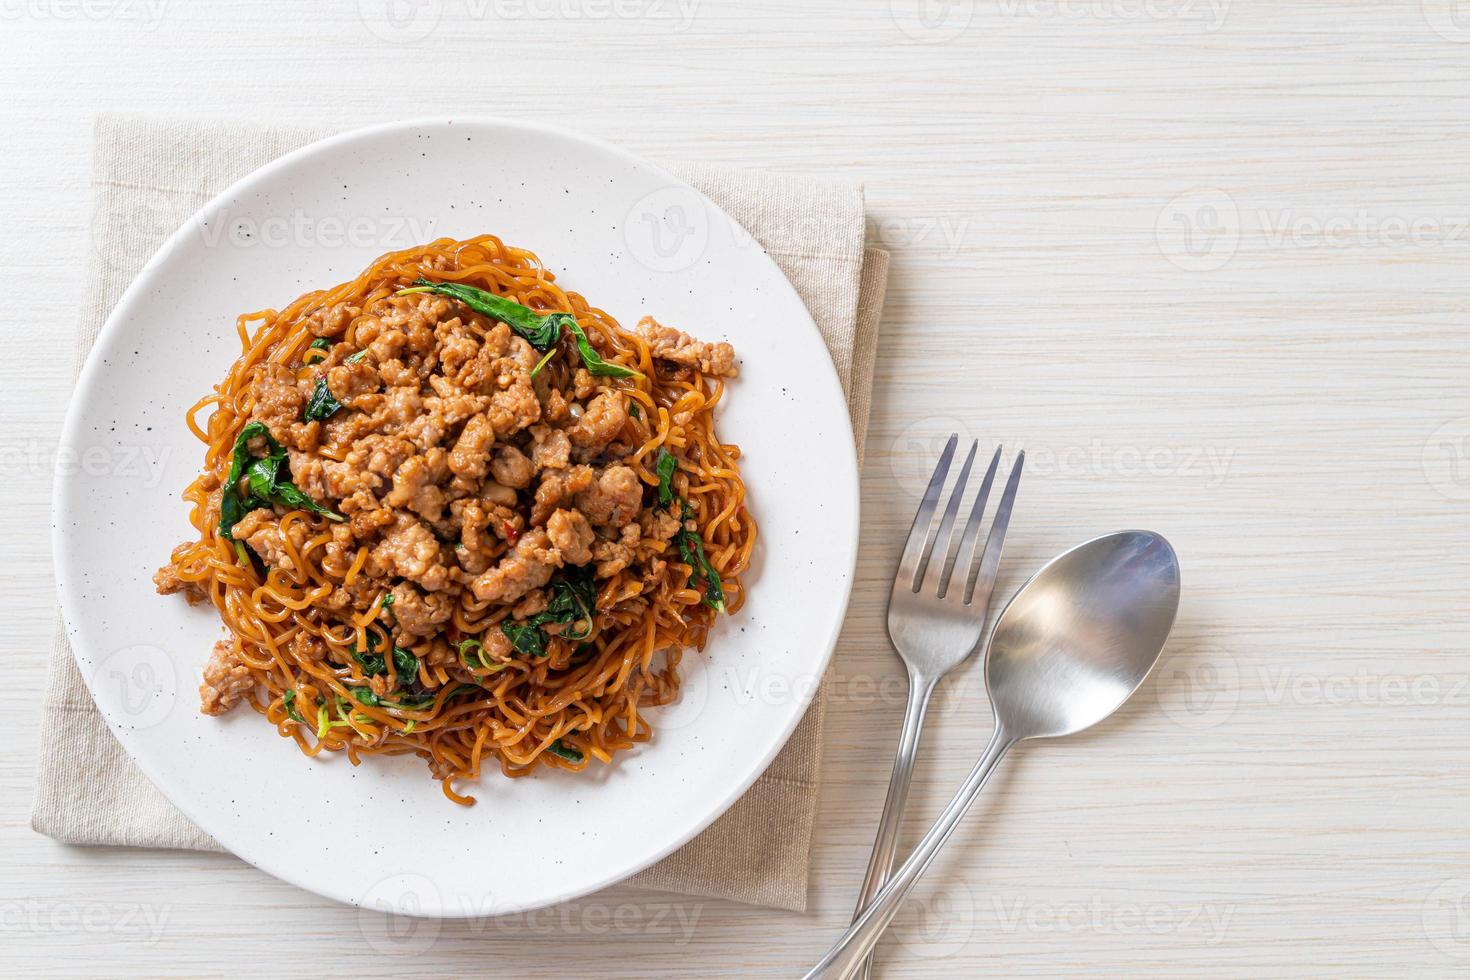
32 114 888 913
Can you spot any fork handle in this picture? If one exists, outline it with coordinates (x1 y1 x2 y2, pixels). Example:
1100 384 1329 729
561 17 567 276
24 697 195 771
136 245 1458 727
808 728 1016 980
847 669 938 980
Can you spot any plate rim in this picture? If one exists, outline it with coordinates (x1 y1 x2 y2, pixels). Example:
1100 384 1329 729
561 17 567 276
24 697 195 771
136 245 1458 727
52 115 861 916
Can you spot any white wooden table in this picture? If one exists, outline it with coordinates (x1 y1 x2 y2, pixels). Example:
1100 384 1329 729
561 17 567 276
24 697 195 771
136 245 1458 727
5 2 1470 975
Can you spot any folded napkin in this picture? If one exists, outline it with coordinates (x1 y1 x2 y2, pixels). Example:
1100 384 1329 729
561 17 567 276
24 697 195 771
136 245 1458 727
33 114 888 913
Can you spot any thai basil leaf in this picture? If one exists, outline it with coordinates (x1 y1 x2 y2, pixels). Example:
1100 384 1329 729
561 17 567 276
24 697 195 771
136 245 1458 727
400 278 564 350
565 319 641 379
676 503 726 613
401 279 641 377
497 572 598 657
282 690 304 723
304 377 342 421
547 740 583 763
353 649 385 676
392 646 419 682
654 448 678 510
218 421 271 541
272 482 342 521
540 572 597 640
351 631 384 675
304 338 332 366
501 620 548 658
244 453 285 502
217 421 342 544
353 639 417 685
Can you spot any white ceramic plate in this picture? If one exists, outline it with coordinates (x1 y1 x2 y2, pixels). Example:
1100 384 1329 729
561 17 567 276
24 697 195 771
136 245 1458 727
53 118 858 917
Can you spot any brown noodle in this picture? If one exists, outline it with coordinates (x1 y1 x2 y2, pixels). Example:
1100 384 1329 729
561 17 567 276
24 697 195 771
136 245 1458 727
162 234 755 804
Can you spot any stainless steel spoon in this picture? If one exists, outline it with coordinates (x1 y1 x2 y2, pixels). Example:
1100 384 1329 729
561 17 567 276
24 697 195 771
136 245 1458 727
805 529 1181 980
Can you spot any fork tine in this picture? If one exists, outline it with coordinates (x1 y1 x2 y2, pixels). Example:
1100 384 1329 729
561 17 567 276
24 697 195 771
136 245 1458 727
919 440 978 595
947 445 1002 598
894 434 957 591
965 451 1024 605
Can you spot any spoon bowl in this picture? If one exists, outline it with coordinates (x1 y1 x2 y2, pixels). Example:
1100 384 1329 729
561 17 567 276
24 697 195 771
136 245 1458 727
988 529 1180 741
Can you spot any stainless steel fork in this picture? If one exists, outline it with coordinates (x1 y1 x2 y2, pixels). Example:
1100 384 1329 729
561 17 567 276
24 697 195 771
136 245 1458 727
848 434 1023 980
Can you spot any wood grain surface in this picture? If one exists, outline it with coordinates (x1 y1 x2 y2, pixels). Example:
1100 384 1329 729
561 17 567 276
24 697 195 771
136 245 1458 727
4 1 1470 975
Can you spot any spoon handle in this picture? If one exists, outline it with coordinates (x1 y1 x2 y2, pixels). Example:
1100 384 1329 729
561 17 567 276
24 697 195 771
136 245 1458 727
805 728 1016 980
847 670 938 980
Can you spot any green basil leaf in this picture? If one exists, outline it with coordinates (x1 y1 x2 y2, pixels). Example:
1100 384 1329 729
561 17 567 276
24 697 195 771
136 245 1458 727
676 504 726 614
565 319 641 379
304 377 342 422
218 422 272 541
217 420 343 543
282 689 304 723
271 483 344 522
244 454 282 502
654 448 678 510
392 646 419 682
400 278 564 350
501 620 548 658
218 493 249 545
353 648 385 676
499 571 598 655
401 279 641 377
542 572 597 640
